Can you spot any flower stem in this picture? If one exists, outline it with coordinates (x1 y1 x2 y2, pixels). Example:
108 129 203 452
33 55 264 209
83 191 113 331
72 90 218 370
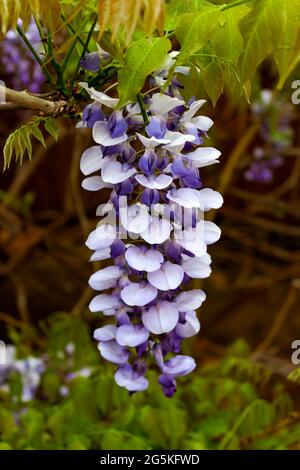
137 93 149 125
16 24 53 83
68 18 97 96
47 33 65 91
61 14 89 50
62 18 90 74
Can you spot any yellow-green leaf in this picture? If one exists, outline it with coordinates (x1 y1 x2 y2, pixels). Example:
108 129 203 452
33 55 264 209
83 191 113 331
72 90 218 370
175 5 222 65
238 0 288 84
273 0 300 88
117 36 171 106
203 61 224 106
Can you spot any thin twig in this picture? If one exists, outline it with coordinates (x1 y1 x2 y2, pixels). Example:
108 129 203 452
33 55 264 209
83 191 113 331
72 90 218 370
68 18 97 96
256 282 300 353
16 24 53 82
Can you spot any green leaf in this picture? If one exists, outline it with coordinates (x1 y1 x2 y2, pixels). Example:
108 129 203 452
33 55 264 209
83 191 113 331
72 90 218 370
31 126 46 147
165 0 198 30
117 37 171 106
179 64 202 101
273 0 300 88
44 118 59 141
3 117 59 169
211 6 250 63
203 61 224 106
175 5 222 64
238 0 289 84
100 429 150 451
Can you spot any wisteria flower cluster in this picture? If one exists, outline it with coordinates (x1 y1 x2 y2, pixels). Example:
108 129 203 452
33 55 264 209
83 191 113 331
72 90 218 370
0 346 45 402
244 90 293 183
0 19 45 92
79 56 223 396
0 343 93 402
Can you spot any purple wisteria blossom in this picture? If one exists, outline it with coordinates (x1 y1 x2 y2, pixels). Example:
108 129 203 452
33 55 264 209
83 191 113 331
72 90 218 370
0 346 45 402
244 89 292 183
79 53 223 396
1 19 45 92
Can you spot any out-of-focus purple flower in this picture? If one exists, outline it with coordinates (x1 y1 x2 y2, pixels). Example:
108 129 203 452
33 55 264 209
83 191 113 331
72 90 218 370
1 19 45 91
244 90 292 183
0 346 45 402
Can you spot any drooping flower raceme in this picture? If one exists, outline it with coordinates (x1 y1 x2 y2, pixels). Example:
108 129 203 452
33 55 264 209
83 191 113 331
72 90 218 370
79 60 223 396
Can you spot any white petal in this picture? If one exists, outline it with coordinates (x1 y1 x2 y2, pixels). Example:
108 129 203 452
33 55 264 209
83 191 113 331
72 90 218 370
94 325 117 341
89 294 121 313
191 115 213 132
116 324 149 347
147 261 184 291
188 147 221 168
150 93 184 114
175 311 200 338
88 266 122 291
125 246 164 272
182 100 206 121
162 355 196 376
167 188 202 209
182 254 211 279
163 130 195 151
98 340 128 364
176 290 206 312
141 216 172 244
175 66 190 75
81 176 109 191
137 133 170 149
102 159 136 184
135 173 173 190
120 203 151 234
93 121 127 146
142 301 179 334
174 225 207 257
204 221 221 245
90 248 111 261
197 188 223 211
120 282 157 307
79 82 119 108
85 225 116 250
80 146 103 175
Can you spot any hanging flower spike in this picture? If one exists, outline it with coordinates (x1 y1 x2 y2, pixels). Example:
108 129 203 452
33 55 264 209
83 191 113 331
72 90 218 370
80 52 223 397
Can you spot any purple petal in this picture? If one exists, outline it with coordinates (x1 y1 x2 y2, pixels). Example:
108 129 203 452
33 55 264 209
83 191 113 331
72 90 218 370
108 111 128 138
142 301 179 334
146 116 166 139
80 52 100 72
120 282 157 307
94 325 117 341
163 355 196 376
98 340 129 364
82 103 104 128
159 374 177 397
116 324 149 347
114 364 149 392
147 261 184 291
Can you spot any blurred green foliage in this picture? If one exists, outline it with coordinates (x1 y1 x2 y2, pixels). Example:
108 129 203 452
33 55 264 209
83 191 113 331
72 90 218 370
1 314 300 450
